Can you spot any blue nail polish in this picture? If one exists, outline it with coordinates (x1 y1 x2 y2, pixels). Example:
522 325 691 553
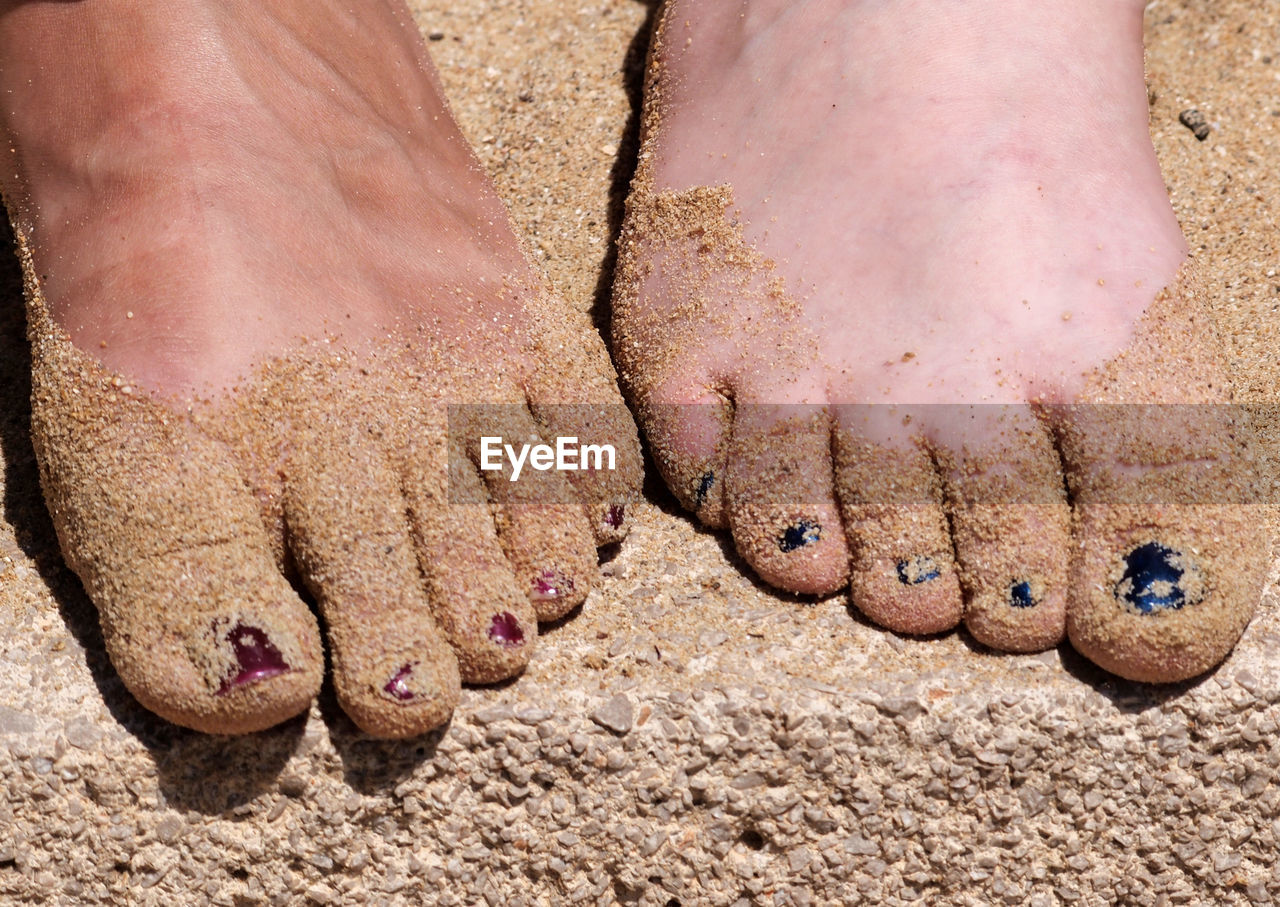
1009 580 1037 609
778 520 821 553
1115 542 1199 614
896 556 940 586
694 471 715 510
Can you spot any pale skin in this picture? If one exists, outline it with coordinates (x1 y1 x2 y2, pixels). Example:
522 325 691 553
613 0 1263 681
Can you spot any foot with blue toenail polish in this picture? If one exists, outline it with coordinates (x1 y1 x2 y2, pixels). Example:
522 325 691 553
614 0 1264 679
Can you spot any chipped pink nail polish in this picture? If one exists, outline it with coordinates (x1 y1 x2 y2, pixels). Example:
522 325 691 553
532 568 574 601
489 612 525 647
604 504 625 529
383 663 416 702
216 623 289 695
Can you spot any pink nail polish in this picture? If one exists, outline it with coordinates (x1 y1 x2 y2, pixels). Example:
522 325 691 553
383 663 416 702
216 623 289 695
488 611 525 647
532 568 574 602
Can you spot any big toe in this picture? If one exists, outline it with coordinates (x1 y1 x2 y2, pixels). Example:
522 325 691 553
1056 269 1264 683
1057 402 1263 683
30 346 322 734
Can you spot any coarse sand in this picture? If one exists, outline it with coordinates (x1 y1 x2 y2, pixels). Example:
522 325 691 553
5 1 1280 904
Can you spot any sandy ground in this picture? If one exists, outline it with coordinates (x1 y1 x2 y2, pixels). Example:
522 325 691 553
5 0 1280 904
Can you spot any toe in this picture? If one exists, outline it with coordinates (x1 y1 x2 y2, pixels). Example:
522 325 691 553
402 432 537 684
1054 267 1264 682
932 405 1070 653
29 351 322 734
284 440 460 739
1055 402 1263 682
833 406 962 635
725 402 848 595
630 376 733 528
522 293 645 544
464 403 599 621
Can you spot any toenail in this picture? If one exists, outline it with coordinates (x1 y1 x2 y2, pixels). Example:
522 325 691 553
778 520 821 553
1008 580 1038 609
216 623 289 695
896 555 940 586
532 568 574 601
489 612 525 648
383 663 417 702
694 471 715 510
1115 542 1203 614
604 504 625 529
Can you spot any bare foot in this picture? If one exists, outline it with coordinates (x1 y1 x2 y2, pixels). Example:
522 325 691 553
3 0 641 737
613 0 1263 682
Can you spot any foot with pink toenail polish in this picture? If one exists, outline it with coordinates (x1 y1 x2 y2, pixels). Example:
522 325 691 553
5 0 642 738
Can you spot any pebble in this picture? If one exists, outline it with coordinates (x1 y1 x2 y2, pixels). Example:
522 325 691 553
590 695 634 735
1179 108 1212 141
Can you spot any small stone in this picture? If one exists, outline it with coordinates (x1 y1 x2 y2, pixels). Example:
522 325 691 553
879 696 926 720
516 707 552 725
306 883 335 905
590 695 634 735
474 704 514 725
0 705 37 736
155 815 183 844
63 718 101 750
1179 108 1211 141
844 837 878 856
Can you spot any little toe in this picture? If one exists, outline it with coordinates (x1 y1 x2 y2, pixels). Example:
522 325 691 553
284 440 460 739
522 293 645 544
932 405 1070 653
725 403 848 595
833 407 962 635
1055 402 1263 682
630 376 733 528
467 404 598 622
402 435 537 683
30 348 322 734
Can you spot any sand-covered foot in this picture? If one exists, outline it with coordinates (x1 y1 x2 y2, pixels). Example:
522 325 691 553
2 0 641 738
613 0 1264 682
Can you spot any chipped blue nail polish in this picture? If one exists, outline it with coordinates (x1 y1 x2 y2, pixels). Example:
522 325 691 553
896 555 940 586
694 471 715 510
1115 542 1199 614
1009 580 1037 609
778 520 821 553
